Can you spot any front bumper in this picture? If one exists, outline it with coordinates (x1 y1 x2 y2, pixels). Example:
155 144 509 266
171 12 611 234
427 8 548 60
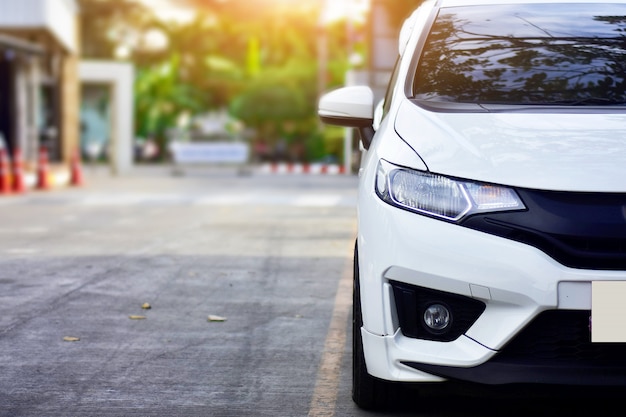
358 188 626 384
405 308 626 385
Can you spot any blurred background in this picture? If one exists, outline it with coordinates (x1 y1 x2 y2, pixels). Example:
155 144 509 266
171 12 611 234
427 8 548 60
0 0 422 179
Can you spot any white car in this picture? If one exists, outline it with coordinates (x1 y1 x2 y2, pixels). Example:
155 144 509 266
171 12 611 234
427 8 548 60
319 0 626 410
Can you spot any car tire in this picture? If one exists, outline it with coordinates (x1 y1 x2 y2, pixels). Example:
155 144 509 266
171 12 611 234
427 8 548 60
352 242 393 410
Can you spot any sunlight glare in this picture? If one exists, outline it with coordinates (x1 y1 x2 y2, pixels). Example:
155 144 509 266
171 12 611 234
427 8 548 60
137 0 197 24
320 0 369 24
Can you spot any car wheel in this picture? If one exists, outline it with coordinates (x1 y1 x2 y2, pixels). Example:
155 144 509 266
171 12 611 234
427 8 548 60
352 242 393 410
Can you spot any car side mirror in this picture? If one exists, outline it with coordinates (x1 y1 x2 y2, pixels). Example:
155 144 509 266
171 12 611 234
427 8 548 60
318 86 375 150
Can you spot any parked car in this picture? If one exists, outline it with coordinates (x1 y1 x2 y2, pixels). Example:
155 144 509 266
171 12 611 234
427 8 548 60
319 0 626 409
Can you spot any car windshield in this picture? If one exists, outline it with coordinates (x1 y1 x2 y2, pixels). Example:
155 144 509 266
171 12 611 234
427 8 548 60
413 3 626 105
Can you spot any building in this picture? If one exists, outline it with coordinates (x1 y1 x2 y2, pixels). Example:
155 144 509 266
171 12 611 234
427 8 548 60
0 0 80 176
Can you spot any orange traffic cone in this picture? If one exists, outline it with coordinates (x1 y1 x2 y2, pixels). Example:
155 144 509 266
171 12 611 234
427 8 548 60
70 148 84 186
11 148 26 193
0 148 11 194
36 146 50 190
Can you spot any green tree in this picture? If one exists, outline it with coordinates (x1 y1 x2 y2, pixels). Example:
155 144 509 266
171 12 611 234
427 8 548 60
79 0 355 162
379 0 425 29
77 0 154 59
222 3 349 161
134 53 206 155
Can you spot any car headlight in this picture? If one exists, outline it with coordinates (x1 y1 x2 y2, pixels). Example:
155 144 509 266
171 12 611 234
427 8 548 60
375 159 526 222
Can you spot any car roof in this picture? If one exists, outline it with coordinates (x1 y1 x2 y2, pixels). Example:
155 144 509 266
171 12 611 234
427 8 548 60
439 0 626 6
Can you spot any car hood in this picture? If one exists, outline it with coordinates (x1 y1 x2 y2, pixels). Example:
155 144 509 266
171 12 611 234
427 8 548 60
394 100 626 192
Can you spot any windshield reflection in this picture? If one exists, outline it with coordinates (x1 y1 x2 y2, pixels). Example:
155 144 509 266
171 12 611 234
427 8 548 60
413 4 626 105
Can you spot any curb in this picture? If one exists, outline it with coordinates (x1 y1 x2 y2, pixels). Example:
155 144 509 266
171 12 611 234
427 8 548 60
258 163 347 175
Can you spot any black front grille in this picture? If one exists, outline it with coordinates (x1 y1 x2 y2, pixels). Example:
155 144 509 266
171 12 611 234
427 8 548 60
462 189 626 270
390 281 485 342
496 310 626 365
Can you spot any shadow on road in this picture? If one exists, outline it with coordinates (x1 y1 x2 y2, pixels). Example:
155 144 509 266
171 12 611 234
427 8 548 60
374 383 624 416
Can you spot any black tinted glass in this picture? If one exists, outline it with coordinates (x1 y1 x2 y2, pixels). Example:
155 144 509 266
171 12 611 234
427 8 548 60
413 4 626 105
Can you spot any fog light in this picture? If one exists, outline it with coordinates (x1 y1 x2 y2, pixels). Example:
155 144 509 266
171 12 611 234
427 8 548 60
423 303 451 333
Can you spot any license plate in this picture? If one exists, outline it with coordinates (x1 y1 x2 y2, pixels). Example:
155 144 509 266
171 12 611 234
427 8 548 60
591 281 626 343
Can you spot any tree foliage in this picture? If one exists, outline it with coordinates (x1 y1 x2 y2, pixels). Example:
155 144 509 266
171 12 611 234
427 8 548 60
134 54 206 140
77 0 153 59
375 0 425 30
78 0 365 161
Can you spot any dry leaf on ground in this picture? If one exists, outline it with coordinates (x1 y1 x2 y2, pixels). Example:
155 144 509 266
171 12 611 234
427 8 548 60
63 336 80 342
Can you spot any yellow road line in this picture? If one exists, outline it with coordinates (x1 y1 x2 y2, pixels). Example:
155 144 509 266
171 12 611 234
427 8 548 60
308 245 354 417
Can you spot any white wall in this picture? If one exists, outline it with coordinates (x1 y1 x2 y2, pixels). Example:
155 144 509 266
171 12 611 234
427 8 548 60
79 61 135 175
0 0 78 53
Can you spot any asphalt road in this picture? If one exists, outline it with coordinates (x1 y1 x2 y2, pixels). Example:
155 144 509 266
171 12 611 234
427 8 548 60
0 165 624 417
